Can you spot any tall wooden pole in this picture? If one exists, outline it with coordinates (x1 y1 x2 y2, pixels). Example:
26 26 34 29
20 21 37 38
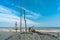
20 6 22 32
15 21 17 32
24 10 27 32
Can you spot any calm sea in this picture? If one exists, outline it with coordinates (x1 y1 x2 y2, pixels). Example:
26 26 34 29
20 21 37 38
0 27 60 30
34 27 60 30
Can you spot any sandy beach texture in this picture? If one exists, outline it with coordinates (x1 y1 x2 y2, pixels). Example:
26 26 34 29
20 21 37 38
1 29 60 32
0 30 60 40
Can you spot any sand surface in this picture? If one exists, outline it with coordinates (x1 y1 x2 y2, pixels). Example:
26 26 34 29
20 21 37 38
0 30 60 40
1 29 60 32
0 32 60 40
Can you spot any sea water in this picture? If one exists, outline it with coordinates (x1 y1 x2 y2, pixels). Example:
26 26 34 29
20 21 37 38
34 27 60 30
0 27 60 30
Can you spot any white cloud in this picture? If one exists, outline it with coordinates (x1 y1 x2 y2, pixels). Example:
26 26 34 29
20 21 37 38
0 6 20 27
0 13 41 27
0 5 41 27
21 7 41 18
15 6 41 19
27 12 41 19
0 13 20 27
1 5 59 27
0 5 19 15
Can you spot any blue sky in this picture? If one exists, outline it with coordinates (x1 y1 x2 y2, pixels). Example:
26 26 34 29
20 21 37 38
0 0 60 27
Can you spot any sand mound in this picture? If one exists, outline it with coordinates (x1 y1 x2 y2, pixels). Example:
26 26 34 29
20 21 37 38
5 32 58 40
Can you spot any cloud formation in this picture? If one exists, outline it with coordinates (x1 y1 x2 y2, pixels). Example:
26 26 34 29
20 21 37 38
21 7 41 18
15 6 41 19
0 5 41 27
0 6 20 27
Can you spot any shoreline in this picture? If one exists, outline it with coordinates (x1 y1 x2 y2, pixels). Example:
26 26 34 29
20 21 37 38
0 29 60 32
36 30 60 32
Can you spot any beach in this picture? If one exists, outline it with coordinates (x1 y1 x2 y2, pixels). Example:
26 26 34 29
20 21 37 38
1 29 60 32
0 30 60 40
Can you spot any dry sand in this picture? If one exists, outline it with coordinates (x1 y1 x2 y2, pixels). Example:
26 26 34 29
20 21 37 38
0 32 59 40
0 30 60 40
1 29 60 32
